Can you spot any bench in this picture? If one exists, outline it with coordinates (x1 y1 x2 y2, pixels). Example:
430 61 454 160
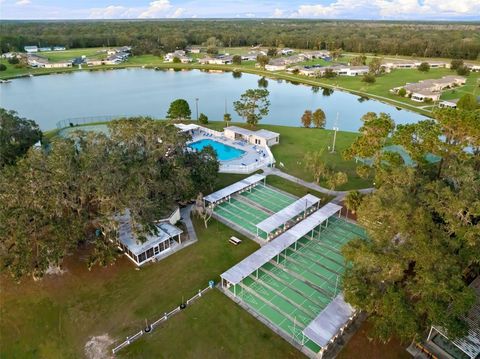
229 236 242 245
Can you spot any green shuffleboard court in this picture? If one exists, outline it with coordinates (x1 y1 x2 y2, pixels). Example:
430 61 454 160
213 184 297 237
227 217 367 355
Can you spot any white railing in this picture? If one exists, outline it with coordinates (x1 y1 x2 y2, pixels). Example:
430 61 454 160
111 284 213 354
263 145 276 166
199 127 223 137
219 150 274 174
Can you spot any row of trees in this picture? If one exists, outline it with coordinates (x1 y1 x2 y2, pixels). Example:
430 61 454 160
2 20 479 59
0 115 219 280
339 108 480 342
300 109 326 128
165 88 271 127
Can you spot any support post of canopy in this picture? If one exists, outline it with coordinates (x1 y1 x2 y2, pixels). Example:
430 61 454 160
234 283 236 297
427 326 434 341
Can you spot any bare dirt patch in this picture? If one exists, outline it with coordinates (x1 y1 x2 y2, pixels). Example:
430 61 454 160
84 334 115 359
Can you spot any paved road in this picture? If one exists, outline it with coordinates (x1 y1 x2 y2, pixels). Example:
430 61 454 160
262 167 375 203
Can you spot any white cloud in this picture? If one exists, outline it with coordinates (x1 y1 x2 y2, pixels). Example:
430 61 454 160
138 0 172 18
16 0 31 5
271 8 284 18
89 5 133 19
244 12 256 18
169 7 186 18
88 0 187 19
292 0 480 19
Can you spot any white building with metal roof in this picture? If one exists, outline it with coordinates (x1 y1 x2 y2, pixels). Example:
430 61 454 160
224 126 280 147
117 210 183 266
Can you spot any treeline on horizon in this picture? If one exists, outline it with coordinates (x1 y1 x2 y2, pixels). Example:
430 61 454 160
1 19 480 60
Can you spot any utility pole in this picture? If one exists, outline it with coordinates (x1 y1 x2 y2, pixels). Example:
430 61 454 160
331 112 339 153
195 98 199 121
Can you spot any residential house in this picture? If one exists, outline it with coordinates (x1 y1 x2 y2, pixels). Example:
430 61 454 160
280 48 294 56
86 59 104 66
382 59 450 72
392 75 466 102
466 62 480 72
43 61 72 69
53 46 66 51
290 65 368 77
265 58 287 71
27 54 49 67
1 52 18 59
24 46 38 53
186 46 203 54
224 126 280 147
39 47 52 52
301 50 331 60
199 55 233 65
242 50 267 61
164 50 191 63
439 99 460 109
72 57 86 66
344 65 369 76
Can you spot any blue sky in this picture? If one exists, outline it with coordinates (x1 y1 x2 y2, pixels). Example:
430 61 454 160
1 0 479 20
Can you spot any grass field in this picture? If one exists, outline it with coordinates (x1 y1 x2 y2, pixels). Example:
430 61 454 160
40 48 107 62
1 217 286 358
207 122 370 190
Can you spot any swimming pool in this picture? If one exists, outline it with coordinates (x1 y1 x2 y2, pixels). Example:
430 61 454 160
188 139 245 161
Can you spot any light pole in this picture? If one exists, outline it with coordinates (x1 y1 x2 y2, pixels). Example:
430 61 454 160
331 126 339 153
331 112 339 153
195 98 199 121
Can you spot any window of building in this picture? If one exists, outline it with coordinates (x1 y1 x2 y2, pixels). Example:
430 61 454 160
138 252 146 263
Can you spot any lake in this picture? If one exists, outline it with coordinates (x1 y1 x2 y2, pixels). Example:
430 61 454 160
0 68 427 131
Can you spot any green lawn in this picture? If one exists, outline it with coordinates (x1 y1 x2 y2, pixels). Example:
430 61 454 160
266 175 334 202
207 122 371 190
441 73 480 100
40 47 107 62
3 217 307 358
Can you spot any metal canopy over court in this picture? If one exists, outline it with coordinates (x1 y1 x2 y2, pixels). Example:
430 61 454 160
256 194 320 235
204 174 266 204
302 294 356 348
220 202 342 285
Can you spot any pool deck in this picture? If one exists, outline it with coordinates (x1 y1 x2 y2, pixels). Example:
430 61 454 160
188 131 275 174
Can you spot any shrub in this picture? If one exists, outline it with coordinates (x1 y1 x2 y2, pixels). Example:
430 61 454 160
362 73 376 83
397 88 407 97
172 56 181 63
232 55 242 65
198 113 209 124
323 68 336 78
8 57 19 65
450 59 464 70
0 64 6 71
456 65 470 76
418 62 430 72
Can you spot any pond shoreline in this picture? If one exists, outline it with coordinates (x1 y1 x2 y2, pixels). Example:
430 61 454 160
0 63 433 118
